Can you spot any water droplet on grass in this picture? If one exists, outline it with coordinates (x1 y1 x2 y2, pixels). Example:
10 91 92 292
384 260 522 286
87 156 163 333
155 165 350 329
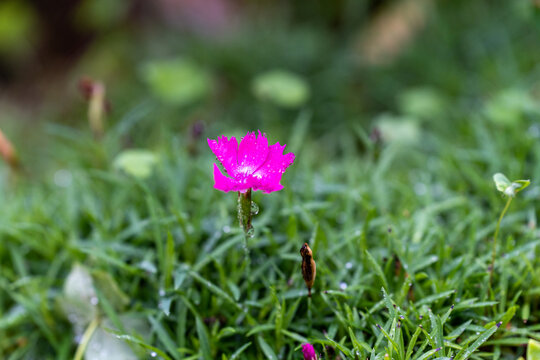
246 227 255 238
345 262 353 269
339 282 348 290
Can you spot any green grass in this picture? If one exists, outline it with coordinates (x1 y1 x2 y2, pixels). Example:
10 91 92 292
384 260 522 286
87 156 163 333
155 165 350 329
1 1 540 359
0 108 539 359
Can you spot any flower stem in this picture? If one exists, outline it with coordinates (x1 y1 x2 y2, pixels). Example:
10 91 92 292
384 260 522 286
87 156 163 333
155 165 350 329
74 316 100 360
308 296 312 337
238 189 252 280
489 196 513 292
237 189 253 236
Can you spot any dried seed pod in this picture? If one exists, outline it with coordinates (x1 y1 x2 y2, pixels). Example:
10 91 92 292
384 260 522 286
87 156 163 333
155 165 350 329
300 243 316 297
0 129 18 169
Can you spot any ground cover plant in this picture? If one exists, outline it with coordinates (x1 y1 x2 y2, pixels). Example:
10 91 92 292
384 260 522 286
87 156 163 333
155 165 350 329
1 0 540 359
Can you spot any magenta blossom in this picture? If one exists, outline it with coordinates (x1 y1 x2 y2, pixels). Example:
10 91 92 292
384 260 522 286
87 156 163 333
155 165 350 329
302 343 317 360
208 130 295 193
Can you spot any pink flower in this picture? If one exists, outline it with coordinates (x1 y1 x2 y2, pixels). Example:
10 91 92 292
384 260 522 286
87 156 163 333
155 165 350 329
208 131 295 193
302 343 317 360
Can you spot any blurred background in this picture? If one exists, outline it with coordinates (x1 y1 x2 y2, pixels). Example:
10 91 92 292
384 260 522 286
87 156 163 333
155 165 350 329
0 0 540 172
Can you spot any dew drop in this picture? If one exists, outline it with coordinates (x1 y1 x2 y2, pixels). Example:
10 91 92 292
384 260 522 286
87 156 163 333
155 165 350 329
223 225 231 233
150 352 157 358
90 297 99 306
251 202 259 215
246 227 255 238
339 282 348 290
345 262 353 269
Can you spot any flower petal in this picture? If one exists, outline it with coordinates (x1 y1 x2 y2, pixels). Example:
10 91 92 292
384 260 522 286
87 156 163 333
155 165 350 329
207 136 239 177
237 130 269 175
213 163 238 192
302 343 317 360
250 142 295 193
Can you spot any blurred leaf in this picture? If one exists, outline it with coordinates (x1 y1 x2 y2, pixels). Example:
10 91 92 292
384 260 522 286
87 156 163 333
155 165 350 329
91 270 130 311
0 0 36 56
484 88 540 126
60 264 97 336
196 317 212 360
528 339 540 360
493 173 511 192
375 114 420 144
252 70 310 108
113 149 158 179
398 88 446 120
75 0 129 30
85 326 137 360
142 59 212 106
493 172 530 197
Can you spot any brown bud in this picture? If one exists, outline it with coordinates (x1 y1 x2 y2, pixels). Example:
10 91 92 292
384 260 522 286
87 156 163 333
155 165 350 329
0 129 18 169
300 243 316 297
78 77 110 139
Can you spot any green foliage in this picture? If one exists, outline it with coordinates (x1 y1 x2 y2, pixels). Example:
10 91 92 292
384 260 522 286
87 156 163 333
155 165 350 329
141 59 212 107
252 70 310 108
113 149 158 179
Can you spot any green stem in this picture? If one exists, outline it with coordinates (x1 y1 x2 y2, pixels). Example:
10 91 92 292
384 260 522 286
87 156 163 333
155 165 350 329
308 296 312 337
237 189 253 236
74 317 100 360
489 196 513 292
238 189 252 280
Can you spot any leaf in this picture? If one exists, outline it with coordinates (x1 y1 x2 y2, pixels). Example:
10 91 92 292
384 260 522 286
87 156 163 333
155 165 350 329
252 70 310 108
230 342 252 360
61 264 97 335
406 327 422 360
257 336 278 360
141 58 212 106
108 330 172 360
365 250 388 290
86 326 137 360
91 270 130 311
429 310 444 350
113 149 158 179
415 347 442 360
148 316 181 360
528 339 540 360
454 322 501 360
493 173 511 192
196 317 212 360
375 114 421 144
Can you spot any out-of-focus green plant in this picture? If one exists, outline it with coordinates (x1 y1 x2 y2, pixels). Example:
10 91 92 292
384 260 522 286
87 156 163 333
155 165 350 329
528 339 540 360
0 0 37 57
252 69 310 109
374 114 421 145
398 87 447 121
490 173 530 289
484 89 540 126
141 58 212 107
74 0 129 30
113 149 158 179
